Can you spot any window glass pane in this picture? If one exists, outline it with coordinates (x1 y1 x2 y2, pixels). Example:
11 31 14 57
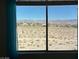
16 6 46 51
48 5 77 50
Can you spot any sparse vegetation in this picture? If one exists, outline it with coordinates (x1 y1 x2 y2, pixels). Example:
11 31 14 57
71 25 77 28
17 22 77 50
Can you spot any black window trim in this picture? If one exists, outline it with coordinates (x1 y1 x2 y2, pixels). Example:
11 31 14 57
16 1 77 5
16 0 78 54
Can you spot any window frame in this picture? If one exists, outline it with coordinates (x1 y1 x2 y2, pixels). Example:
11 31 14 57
16 0 78 54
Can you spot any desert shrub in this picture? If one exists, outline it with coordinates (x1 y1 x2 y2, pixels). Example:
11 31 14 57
64 25 70 28
55 24 59 27
42 25 46 27
27 23 31 26
71 25 77 28
42 24 46 27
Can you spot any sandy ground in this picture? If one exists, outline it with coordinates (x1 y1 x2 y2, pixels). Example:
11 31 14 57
48 27 77 50
16 24 77 51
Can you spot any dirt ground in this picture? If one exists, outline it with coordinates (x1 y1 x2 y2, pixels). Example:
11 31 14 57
16 23 77 51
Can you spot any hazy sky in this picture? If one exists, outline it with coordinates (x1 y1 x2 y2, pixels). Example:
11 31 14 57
16 5 77 21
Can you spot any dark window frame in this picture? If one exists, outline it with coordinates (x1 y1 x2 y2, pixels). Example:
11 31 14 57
16 0 78 54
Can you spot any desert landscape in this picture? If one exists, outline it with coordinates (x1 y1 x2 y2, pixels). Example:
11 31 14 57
16 20 77 51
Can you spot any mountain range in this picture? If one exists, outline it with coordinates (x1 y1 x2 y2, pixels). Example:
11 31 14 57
17 19 77 25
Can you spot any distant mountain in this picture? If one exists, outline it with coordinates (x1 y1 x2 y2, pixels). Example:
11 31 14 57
17 19 46 24
48 19 77 25
17 19 77 25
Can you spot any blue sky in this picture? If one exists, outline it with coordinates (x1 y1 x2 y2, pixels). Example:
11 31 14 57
16 5 77 21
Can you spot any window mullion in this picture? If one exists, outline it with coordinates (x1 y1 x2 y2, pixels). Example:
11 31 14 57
46 0 48 52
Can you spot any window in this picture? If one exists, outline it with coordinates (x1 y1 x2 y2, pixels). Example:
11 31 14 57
48 5 77 50
16 0 78 52
16 6 46 51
